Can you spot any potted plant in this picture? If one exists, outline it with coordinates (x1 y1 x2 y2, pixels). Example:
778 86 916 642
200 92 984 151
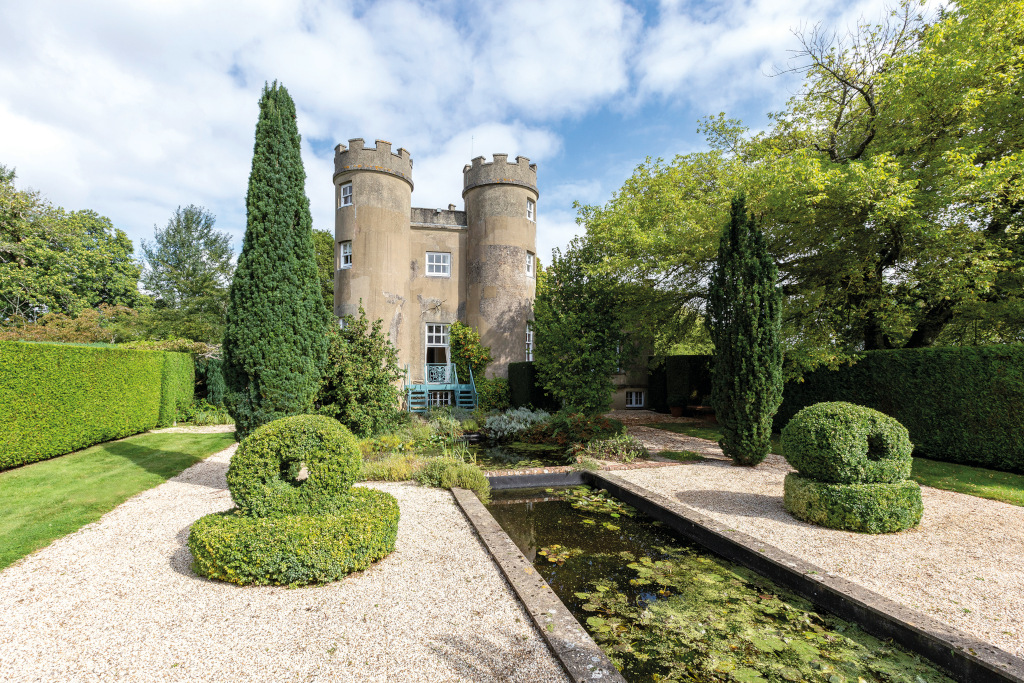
667 392 686 418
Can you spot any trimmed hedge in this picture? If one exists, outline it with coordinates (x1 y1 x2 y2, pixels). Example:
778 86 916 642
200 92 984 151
776 345 1024 473
647 355 713 412
226 415 362 517
781 402 913 485
783 473 923 534
158 352 195 427
508 361 558 410
0 341 193 470
187 487 399 586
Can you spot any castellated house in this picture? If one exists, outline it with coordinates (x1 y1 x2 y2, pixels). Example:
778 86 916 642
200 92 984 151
333 138 538 410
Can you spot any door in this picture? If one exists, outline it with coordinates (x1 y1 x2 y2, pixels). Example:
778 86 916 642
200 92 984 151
425 324 450 383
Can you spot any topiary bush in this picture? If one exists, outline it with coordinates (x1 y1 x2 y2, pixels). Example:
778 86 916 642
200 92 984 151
782 402 921 533
781 402 913 485
187 488 399 585
226 414 362 517
783 474 923 534
189 414 398 586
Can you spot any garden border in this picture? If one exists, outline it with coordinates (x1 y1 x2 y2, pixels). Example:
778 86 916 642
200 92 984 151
590 471 1024 683
450 487 625 683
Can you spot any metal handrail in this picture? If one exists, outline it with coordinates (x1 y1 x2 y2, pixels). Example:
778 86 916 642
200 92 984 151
425 363 456 384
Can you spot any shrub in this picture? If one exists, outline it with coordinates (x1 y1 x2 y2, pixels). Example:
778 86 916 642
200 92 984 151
195 356 226 407
360 453 426 481
317 306 403 437
508 361 559 410
187 487 399 586
783 474 923 534
522 411 625 447
225 415 362 517
476 377 511 412
414 457 491 503
359 434 414 457
777 345 1024 473
181 399 232 426
781 402 913 485
449 321 492 383
0 341 193 470
483 407 551 443
158 351 195 426
570 434 649 463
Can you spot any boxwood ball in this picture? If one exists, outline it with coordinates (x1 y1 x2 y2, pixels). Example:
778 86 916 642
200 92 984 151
781 402 913 485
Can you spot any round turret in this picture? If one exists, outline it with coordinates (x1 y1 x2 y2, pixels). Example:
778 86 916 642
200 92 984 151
333 138 413 351
463 154 539 378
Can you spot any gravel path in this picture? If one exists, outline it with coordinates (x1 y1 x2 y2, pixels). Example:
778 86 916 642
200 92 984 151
626 425 730 458
618 450 1024 659
0 446 569 682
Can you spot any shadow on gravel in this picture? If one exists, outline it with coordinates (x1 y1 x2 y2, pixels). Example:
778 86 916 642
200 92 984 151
673 490 802 525
171 458 230 491
427 633 559 682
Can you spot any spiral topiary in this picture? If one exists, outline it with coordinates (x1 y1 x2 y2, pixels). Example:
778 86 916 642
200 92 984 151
781 402 922 534
188 414 399 585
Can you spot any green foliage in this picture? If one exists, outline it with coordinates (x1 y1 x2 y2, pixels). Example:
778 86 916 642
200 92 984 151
522 411 625 447
777 345 1024 473
0 304 146 344
194 356 226 406
0 431 235 570
222 82 330 440
569 434 649 464
317 306 403 437
311 229 335 316
911 458 1024 508
179 399 232 426
226 415 362 517
662 355 713 408
475 376 510 412
449 321 492 383
534 238 623 414
140 204 234 343
783 473 924 534
658 450 706 462
1 165 147 324
157 351 195 427
781 402 913 484
187 487 399 586
707 195 783 466
507 361 558 410
550 486 636 517
0 341 194 470
414 457 491 503
360 453 426 482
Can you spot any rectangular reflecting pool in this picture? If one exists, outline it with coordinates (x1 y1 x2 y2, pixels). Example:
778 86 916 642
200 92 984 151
486 485 954 683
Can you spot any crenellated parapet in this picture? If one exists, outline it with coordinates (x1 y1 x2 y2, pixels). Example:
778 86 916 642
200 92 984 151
462 154 538 197
335 138 413 189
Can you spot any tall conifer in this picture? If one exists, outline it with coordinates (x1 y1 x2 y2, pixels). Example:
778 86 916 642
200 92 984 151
707 194 782 466
222 82 329 439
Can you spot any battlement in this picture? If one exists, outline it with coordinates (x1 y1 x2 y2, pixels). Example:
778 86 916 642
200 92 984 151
462 154 538 197
335 138 413 188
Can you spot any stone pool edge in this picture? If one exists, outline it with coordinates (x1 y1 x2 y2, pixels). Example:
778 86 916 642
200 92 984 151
591 471 1024 683
450 487 625 683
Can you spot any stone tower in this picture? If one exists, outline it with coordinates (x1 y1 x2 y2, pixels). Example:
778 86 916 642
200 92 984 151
463 155 539 377
333 139 537 388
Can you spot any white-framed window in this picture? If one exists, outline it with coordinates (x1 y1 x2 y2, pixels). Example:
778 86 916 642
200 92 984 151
525 323 534 361
526 251 535 277
527 198 536 221
426 323 449 348
626 390 645 408
340 182 353 207
339 241 352 269
426 251 451 277
428 390 453 406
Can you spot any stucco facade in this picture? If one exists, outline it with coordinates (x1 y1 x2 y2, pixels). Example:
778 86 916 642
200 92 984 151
333 139 538 385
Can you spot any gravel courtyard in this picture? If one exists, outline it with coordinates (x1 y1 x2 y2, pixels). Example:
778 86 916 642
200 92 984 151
617 438 1024 660
0 445 568 683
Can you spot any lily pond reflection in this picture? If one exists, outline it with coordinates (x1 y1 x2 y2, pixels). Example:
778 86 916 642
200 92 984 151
486 486 953 683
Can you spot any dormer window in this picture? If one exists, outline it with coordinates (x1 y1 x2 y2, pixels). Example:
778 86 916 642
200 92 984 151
339 241 352 269
340 182 353 207
526 251 535 277
527 198 535 221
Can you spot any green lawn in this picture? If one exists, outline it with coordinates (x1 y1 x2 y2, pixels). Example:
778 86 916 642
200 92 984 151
646 422 783 455
911 458 1024 507
646 422 1024 507
0 430 236 570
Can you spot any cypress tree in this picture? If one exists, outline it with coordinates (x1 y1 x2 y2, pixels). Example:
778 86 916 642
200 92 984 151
222 82 329 440
706 194 782 466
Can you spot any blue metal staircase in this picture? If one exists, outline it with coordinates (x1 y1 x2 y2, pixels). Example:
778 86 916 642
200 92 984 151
405 363 477 413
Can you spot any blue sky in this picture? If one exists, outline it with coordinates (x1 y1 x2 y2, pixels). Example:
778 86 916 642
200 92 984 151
0 0 891 264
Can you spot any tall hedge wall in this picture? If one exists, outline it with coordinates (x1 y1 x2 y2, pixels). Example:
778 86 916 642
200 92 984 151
159 352 196 427
776 345 1024 473
647 355 713 413
507 362 559 411
0 342 194 470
